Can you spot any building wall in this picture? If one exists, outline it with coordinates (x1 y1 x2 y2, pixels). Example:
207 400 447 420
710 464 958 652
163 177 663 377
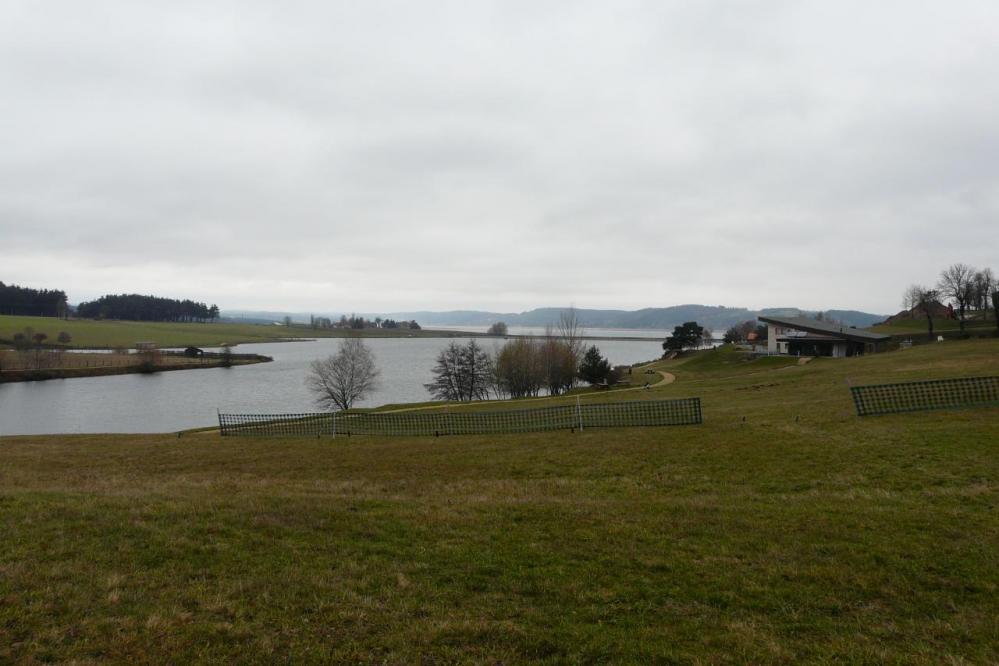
767 324 778 354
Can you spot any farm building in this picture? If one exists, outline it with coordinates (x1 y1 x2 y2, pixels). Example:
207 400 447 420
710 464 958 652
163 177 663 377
759 315 890 357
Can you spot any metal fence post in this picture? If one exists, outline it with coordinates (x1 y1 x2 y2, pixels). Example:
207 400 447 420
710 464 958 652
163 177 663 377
577 396 583 432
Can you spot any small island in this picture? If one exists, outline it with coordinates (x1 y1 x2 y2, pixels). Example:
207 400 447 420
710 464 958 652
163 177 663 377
0 340 271 384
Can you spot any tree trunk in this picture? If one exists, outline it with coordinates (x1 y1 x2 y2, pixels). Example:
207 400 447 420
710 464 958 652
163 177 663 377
926 312 934 341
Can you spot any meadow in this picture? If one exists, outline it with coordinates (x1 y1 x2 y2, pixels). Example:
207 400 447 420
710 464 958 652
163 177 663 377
0 315 470 349
1 339 998 662
872 314 996 337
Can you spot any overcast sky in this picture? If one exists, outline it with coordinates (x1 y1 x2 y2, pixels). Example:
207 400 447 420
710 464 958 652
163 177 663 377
2 1 997 314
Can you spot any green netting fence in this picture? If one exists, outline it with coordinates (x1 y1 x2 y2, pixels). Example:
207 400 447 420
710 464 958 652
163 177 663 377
218 398 702 437
850 376 999 416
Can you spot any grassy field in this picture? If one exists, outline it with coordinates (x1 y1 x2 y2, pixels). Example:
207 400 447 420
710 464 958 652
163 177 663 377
2 340 998 662
872 314 997 336
0 315 474 349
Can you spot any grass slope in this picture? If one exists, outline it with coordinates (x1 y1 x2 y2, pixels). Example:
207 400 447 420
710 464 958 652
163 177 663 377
1 340 998 662
872 315 996 335
0 315 468 349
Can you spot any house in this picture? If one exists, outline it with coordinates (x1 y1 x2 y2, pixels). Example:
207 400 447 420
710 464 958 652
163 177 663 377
758 315 890 357
883 300 955 325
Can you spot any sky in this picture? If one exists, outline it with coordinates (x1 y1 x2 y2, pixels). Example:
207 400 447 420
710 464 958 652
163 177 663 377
2 1 998 315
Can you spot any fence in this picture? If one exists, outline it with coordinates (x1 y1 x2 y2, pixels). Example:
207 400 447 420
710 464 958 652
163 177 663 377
218 398 702 437
850 376 999 416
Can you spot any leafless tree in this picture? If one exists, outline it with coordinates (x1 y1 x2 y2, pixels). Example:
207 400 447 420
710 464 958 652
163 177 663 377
902 284 925 312
540 326 576 396
307 337 380 410
905 286 939 341
971 268 995 312
494 337 544 398
557 307 585 366
701 326 715 348
425 340 493 401
487 321 508 336
938 263 976 333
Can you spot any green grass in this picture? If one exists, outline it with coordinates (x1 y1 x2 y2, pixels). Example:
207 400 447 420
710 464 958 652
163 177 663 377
872 315 997 335
0 315 472 349
2 340 999 661
668 344 799 377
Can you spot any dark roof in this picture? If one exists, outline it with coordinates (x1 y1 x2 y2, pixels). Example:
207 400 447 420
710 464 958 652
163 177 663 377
757 315 891 343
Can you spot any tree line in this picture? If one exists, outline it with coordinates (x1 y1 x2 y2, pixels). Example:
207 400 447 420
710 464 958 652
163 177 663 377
427 311 588 401
305 310 624 409
77 294 220 322
0 281 68 317
305 314 421 330
0 327 73 374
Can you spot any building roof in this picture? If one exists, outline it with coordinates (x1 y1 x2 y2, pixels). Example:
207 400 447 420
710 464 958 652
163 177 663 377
758 315 891 343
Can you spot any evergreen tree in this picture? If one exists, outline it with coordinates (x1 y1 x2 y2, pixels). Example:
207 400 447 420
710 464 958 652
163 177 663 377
578 345 612 385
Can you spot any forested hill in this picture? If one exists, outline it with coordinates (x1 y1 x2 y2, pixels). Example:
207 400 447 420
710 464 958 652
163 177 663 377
381 306 887 330
0 281 68 317
77 294 220 322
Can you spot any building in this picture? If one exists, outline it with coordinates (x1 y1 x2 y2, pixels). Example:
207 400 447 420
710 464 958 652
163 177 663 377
758 315 890 357
883 300 955 325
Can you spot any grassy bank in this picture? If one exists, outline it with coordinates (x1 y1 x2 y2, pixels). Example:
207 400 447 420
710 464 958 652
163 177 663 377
872 315 997 336
1 340 998 661
0 315 477 349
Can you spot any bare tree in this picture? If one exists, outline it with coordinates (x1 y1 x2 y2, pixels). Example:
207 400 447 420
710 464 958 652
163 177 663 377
902 284 925 312
938 263 976 333
540 326 576 396
971 268 995 313
486 321 508 336
307 337 380 410
701 326 715 348
494 337 544 398
425 340 493 401
557 307 585 367
905 286 939 341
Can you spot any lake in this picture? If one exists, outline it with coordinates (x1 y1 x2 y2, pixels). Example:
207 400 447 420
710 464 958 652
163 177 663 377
0 336 665 435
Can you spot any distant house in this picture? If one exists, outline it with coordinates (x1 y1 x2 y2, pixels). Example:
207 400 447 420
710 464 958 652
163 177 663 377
758 315 890 357
884 300 955 325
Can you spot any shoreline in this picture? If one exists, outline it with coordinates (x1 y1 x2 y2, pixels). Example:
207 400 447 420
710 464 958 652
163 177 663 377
0 354 272 384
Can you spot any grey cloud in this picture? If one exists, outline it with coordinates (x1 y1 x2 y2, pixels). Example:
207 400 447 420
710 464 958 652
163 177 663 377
2 1 998 313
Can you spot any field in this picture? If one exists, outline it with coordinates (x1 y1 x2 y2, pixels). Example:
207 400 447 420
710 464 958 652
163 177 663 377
872 314 996 336
1 340 998 662
0 315 473 349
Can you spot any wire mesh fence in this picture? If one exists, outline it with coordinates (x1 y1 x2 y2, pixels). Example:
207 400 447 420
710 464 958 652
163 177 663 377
850 376 999 416
218 398 702 437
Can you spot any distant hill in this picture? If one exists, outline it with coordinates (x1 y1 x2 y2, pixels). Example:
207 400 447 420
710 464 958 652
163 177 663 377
223 306 887 331
384 306 886 331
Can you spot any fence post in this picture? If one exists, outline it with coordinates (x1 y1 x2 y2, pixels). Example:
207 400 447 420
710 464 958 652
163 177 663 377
331 411 336 439
577 396 583 432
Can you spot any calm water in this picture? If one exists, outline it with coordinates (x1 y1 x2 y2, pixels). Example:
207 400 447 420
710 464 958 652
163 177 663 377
0 337 664 435
431 325 670 339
